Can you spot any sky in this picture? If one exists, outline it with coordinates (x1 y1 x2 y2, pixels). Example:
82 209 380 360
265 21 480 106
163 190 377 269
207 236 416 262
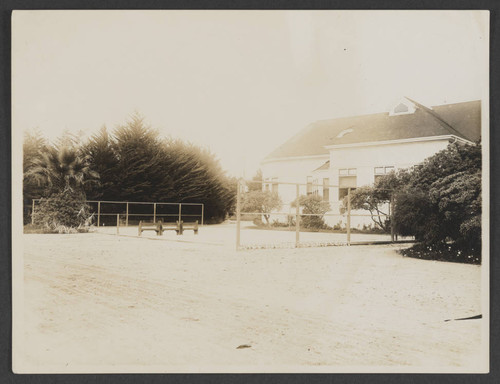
12 10 489 177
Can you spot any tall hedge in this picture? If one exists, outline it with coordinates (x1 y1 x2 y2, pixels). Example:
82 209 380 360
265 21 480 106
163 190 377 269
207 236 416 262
82 115 236 222
392 143 482 256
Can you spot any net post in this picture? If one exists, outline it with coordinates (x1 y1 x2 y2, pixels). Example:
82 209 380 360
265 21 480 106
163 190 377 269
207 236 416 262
97 201 101 227
179 203 182 223
116 214 120 235
201 204 204 226
31 200 35 225
295 183 300 247
347 188 351 246
236 179 242 250
153 203 157 223
390 194 395 242
126 202 129 227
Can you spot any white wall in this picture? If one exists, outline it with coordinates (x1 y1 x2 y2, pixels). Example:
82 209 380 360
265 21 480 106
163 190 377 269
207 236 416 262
328 139 450 202
259 139 451 228
260 155 329 204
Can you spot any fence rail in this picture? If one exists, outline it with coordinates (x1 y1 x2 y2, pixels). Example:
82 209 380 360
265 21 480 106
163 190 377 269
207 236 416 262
31 199 204 227
236 178 398 250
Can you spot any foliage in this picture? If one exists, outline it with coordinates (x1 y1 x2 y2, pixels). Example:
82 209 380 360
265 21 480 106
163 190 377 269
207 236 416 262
241 190 282 225
399 243 480 264
292 194 331 229
25 145 99 195
247 169 263 191
23 129 49 223
344 185 390 232
81 113 236 223
82 126 120 200
391 143 482 260
32 190 94 233
24 113 237 226
337 142 482 261
23 131 99 226
393 143 481 252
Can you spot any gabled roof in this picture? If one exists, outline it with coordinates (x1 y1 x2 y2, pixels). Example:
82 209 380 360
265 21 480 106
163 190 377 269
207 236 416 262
264 99 481 160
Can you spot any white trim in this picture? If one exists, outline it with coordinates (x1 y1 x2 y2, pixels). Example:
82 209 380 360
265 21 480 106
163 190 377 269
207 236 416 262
324 135 472 150
261 153 329 164
312 168 330 174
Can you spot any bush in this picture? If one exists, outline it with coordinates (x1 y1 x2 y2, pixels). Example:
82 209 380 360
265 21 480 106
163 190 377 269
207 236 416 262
343 185 391 232
241 190 282 225
399 243 480 264
393 143 481 254
32 190 94 233
292 194 330 230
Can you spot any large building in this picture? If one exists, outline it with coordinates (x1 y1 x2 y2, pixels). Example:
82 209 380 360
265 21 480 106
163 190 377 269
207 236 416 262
260 98 481 226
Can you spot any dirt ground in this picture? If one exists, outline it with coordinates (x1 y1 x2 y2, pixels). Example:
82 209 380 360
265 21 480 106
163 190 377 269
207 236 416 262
16 225 485 373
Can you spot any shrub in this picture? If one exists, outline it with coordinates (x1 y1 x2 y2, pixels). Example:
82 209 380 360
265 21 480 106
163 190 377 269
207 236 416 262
32 190 94 233
390 143 482 261
292 194 331 229
241 190 282 225
393 143 481 254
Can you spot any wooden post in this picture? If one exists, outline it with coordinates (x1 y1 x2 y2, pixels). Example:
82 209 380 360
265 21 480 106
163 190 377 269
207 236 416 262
31 200 35 225
97 201 101 227
347 188 351 246
178 203 182 224
153 203 156 223
126 202 129 227
201 204 204 226
295 183 300 248
390 195 395 242
236 180 241 250
116 214 120 235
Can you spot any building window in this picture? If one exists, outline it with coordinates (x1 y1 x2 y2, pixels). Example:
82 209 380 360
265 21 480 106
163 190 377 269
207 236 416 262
374 166 395 183
394 103 409 114
322 178 330 201
339 168 357 176
271 178 278 194
336 128 354 138
306 176 313 195
339 169 357 200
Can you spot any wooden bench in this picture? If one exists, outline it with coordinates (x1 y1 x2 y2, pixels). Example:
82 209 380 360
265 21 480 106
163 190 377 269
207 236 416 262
162 221 183 235
138 220 182 236
178 220 199 235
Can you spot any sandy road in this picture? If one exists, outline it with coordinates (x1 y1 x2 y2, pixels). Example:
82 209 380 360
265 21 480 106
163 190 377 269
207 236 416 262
16 231 484 372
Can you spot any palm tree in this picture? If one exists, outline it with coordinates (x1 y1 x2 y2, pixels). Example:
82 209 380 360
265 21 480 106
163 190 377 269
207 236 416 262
25 145 99 196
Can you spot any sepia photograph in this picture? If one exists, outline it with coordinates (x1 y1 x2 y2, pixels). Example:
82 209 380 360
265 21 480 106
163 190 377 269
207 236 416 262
11 10 489 373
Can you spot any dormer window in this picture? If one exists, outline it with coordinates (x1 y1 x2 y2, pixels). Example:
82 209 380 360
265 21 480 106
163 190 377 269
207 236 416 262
389 98 416 116
394 103 409 114
336 128 354 138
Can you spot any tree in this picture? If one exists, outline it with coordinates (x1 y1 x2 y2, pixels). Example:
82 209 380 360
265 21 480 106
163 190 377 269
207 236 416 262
23 129 49 223
343 173 399 232
392 143 481 246
336 142 482 260
24 141 98 231
82 126 120 200
292 194 330 229
25 145 99 195
391 143 481 255
81 113 237 223
248 169 263 191
242 190 282 225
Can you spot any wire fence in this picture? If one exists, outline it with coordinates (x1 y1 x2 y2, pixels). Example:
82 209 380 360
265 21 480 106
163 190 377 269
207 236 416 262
31 199 204 227
235 178 408 250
